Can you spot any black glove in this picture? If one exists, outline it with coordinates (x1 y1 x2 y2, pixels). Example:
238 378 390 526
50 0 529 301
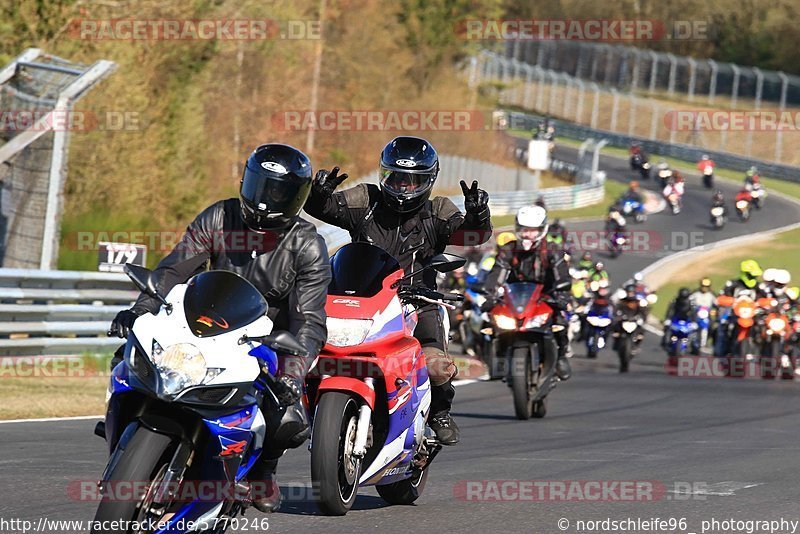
480 296 496 312
108 309 144 338
313 166 348 198
273 375 303 407
460 180 489 214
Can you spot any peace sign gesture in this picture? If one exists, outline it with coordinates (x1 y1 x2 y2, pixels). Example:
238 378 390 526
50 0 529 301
460 180 489 214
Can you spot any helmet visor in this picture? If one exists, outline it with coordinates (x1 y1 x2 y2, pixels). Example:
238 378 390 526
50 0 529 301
379 168 435 196
241 166 308 218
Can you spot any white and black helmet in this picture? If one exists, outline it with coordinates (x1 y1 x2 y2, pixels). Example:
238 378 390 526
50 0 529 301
515 205 549 251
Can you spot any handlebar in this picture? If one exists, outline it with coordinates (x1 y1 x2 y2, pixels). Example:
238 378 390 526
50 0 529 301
399 287 465 305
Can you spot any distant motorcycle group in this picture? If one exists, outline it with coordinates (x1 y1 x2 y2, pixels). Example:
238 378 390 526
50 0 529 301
662 262 800 379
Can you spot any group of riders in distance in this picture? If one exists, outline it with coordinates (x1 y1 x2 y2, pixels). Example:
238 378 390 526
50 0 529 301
89 130 785 531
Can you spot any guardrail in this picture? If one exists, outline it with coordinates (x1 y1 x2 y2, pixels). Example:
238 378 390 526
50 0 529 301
0 269 134 356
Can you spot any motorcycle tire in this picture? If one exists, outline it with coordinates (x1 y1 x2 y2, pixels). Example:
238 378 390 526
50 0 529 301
311 392 362 515
511 344 537 420
618 336 632 373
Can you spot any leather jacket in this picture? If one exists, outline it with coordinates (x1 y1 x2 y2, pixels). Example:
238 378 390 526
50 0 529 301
132 198 331 375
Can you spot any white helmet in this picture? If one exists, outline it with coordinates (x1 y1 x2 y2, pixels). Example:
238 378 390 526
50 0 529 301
515 205 548 251
633 272 643 282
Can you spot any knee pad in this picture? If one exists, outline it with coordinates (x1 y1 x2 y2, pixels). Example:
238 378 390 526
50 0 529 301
423 347 457 386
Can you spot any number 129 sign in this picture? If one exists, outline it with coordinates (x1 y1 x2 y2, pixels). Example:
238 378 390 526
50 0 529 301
98 242 147 273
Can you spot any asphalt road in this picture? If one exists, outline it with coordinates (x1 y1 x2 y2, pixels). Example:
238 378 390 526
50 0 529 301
3 146 800 533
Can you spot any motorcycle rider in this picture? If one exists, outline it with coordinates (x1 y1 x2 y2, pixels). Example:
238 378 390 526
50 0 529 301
483 205 573 380
662 287 697 348
546 218 569 253
621 180 644 204
613 283 646 347
697 154 716 174
744 166 760 187
577 251 594 271
722 260 764 297
304 136 492 446
690 278 716 310
711 190 726 211
108 144 330 513
588 260 610 289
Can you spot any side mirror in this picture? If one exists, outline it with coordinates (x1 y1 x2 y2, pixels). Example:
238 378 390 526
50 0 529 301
261 331 308 357
124 263 171 310
429 253 467 274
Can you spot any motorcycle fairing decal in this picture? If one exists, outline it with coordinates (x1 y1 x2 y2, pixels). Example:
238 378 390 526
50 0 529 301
359 430 411 484
216 436 248 459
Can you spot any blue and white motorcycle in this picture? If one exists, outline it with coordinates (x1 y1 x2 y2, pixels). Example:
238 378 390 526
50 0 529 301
620 198 647 223
92 263 307 533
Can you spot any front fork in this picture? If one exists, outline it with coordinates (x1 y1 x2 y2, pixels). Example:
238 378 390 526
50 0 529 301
351 377 374 458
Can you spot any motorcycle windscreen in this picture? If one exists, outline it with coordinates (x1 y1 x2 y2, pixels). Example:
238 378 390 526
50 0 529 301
183 271 268 337
329 242 401 298
505 282 539 314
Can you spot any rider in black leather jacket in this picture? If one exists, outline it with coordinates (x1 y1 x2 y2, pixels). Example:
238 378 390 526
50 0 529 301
305 136 492 446
108 144 329 514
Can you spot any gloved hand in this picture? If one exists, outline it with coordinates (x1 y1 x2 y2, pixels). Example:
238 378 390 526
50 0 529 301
312 166 348 198
273 375 303 407
108 309 144 338
460 180 489 214
480 296 496 312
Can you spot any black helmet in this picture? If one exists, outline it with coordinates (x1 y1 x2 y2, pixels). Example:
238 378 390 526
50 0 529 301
240 144 312 231
379 136 439 213
678 287 691 300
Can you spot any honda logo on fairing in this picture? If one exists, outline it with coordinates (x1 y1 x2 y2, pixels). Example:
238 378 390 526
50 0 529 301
260 161 287 173
395 159 416 168
333 298 361 307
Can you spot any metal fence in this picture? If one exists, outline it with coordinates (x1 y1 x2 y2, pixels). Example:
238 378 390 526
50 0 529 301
0 49 115 270
472 49 800 166
502 41 800 107
504 110 800 182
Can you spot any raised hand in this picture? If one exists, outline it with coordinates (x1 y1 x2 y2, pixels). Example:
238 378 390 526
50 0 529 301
313 166 349 198
460 180 489 213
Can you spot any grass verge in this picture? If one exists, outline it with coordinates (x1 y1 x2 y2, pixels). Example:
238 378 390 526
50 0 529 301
0 354 112 420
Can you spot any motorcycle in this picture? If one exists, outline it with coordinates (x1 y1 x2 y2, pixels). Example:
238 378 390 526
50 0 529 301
750 184 766 210
93 262 309 533
695 305 711 349
663 183 683 215
612 306 643 373
460 281 504 380
755 298 792 379
585 288 613 360
735 191 752 222
710 205 726 229
608 228 627 259
665 318 699 365
489 282 559 420
701 165 714 189
620 198 647 223
716 292 763 376
657 167 673 189
306 243 465 515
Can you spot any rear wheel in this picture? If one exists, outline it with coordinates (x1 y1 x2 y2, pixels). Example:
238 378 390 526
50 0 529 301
376 466 429 505
311 392 362 515
510 345 536 420
92 427 175 534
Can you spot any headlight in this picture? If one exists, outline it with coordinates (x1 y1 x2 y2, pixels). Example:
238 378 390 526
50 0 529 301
524 313 551 329
151 342 207 396
493 314 518 330
621 321 638 333
587 316 611 327
326 317 373 347
736 200 748 209
768 318 786 332
697 309 709 319
711 207 723 216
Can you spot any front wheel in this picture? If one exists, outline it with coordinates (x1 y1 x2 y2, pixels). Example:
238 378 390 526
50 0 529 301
92 427 175 534
618 336 632 373
311 392 362 515
510 344 537 420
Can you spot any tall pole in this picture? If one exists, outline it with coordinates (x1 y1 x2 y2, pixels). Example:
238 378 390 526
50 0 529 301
306 0 326 155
